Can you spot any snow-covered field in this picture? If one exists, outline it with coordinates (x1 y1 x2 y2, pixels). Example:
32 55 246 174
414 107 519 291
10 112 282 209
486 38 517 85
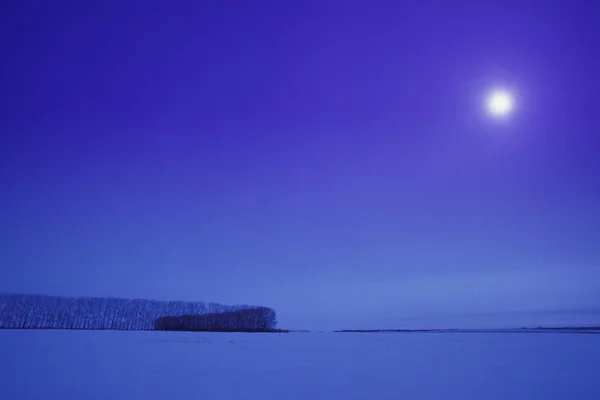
1 330 599 399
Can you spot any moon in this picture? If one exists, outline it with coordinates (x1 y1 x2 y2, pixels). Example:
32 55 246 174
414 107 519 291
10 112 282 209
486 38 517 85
486 89 514 117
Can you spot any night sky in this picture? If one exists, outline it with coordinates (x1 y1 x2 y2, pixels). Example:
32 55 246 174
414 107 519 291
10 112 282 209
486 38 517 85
1 1 599 330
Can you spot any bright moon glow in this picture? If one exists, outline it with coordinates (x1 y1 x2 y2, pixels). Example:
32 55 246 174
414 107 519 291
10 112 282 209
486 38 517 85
487 90 514 117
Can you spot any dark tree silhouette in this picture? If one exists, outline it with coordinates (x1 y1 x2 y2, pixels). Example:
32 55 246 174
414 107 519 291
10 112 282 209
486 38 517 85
0 293 276 332
154 307 278 332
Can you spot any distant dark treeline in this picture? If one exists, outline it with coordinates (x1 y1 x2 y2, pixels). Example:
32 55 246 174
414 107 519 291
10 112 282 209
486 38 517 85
155 308 278 332
0 293 277 332
534 326 600 331
337 328 600 334
335 329 445 333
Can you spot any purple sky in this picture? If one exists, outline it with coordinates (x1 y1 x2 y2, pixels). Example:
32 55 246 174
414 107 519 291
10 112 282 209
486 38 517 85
1 1 599 330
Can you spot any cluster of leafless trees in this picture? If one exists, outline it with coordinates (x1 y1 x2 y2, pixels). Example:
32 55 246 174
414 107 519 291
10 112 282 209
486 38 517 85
154 307 278 332
0 293 277 331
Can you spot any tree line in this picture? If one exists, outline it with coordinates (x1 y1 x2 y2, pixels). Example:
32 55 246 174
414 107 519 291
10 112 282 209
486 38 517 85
0 293 277 331
154 307 278 332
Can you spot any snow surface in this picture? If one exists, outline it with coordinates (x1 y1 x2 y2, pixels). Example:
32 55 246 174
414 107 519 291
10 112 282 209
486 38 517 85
1 330 599 399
